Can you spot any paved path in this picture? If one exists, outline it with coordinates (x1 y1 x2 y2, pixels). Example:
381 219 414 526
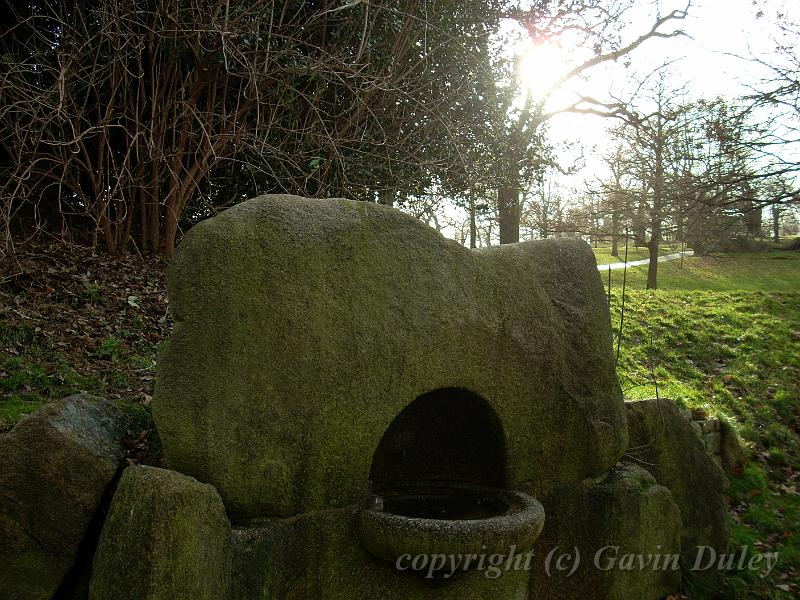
598 250 694 271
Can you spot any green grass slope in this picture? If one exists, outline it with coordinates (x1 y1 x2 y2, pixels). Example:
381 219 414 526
601 249 800 598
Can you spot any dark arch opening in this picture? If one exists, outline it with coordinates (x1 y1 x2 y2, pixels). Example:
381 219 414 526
369 388 506 493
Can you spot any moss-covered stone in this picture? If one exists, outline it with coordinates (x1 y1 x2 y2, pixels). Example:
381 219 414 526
530 462 683 600
89 466 231 599
231 505 530 599
0 394 126 600
719 420 747 473
624 398 730 596
154 195 626 520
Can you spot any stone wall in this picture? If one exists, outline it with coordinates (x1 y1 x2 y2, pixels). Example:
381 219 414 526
681 409 747 473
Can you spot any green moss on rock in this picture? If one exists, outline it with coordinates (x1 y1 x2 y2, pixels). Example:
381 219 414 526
625 398 730 596
89 466 231 599
154 195 626 520
531 462 683 599
231 506 530 599
0 394 126 600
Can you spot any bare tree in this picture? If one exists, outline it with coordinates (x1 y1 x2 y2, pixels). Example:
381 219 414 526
598 79 790 286
491 1 690 244
0 0 505 257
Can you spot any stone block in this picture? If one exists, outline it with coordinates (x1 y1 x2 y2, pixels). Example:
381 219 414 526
531 463 682 599
625 398 730 595
90 466 231 600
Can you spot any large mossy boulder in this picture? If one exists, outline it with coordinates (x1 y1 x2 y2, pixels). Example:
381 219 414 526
90 466 231 599
0 394 126 600
531 462 683 600
625 398 730 596
154 194 627 520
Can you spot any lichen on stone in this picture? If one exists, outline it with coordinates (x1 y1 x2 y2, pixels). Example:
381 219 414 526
154 195 626 521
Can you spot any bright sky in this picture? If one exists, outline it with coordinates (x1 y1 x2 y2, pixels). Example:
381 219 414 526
429 1 797 242
535 0 796 189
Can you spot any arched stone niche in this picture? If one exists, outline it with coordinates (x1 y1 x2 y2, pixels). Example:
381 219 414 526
369 387 506 493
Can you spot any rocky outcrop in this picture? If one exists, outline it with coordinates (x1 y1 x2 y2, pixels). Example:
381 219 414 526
532 462 683 600
154 194 626 520
0 394 126 600
625 398 730 596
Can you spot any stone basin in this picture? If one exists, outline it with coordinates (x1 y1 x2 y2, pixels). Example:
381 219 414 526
356 482 545 567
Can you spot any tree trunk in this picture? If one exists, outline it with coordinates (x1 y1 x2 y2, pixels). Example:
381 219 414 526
610 204 620 257
121 196 135 254
611 233 619 257
646 238 659 290
744 201 762 237
379 188 395 207
98 207 116 255
468 187 477 249
647 114 665 291
149 163 160 255
498 184 520 244
163 209 177 258
139 186 148 254
772 205 780 243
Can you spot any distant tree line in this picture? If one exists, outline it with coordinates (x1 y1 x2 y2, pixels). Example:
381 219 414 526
512 66 800 290
589 74 800 288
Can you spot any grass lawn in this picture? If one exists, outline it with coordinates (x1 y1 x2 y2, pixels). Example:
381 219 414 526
599 248 800 598
591 242 678 265
601 250 800 292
